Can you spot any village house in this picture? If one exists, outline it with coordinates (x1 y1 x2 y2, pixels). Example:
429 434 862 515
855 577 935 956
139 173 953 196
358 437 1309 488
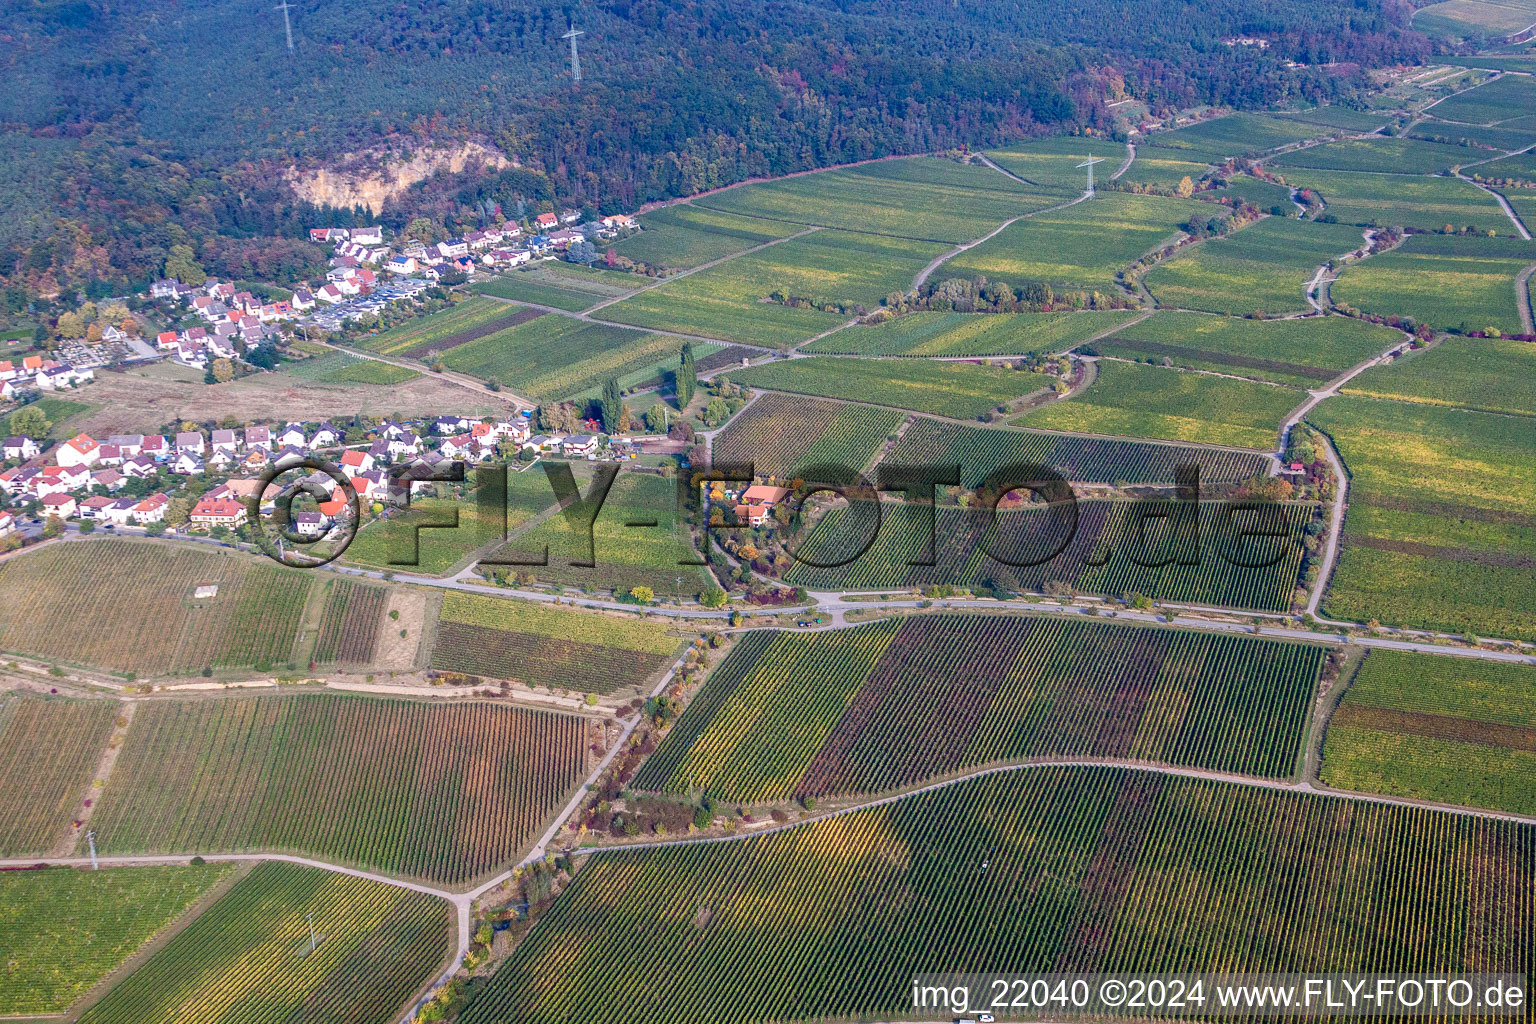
535 212 559 230
293 510 326 537
41 492 78 519
211 429 241 454
2 436 38 460
311 423 341 448
95 444 124 467
106 434 144 457
733 503 769 526
189 494 246 528
175 431 205 455
278 424 307 448
77 494 116 520
91 469 126 492
562 434 598 456
0 510 15 537
742 484 792 507
121 455 158 479
245 425 272 450
132 493 169 524
340 449 374 475
101 497 139 525
57 434 101 468
171 451 204 475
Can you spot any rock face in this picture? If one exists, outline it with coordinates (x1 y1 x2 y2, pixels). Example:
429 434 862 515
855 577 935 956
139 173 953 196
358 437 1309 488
286 141 511 213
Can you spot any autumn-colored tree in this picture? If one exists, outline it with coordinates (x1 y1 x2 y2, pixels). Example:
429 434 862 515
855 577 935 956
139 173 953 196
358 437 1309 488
211 358 235 383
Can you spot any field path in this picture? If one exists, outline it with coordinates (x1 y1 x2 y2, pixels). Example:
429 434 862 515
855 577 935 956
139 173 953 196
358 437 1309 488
1455 173 1533 239
1518 263 1535 335
308 337 535 413
910 189 1092 292
1111 141 1136 181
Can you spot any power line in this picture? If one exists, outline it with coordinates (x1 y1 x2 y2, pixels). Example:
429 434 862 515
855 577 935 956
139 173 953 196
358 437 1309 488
274 0 295 53
1077 155 1105 197
562 23 584 84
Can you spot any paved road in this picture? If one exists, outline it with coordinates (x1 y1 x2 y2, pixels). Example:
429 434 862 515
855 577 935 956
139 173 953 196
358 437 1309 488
1518 263 1535 336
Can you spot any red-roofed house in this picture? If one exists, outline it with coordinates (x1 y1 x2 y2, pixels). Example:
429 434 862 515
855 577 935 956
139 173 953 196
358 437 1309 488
56 433 100 468
40 493 77 519
189 495 247 527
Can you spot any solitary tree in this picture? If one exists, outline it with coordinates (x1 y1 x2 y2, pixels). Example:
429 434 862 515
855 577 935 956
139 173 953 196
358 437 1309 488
8 405 50 439
600 378 624 434
675 342 696 408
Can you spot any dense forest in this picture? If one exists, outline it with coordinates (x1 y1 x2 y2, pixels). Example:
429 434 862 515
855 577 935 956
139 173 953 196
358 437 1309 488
0 0 1434 308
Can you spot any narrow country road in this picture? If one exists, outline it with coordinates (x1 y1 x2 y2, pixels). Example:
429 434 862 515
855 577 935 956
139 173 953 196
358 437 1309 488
1518 263 1535 336
582 227 820 315
911 189 1093 292
309 337 535 413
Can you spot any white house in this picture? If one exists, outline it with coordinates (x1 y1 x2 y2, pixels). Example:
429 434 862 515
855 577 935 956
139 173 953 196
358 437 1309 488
278 424 307 448
56 434 100 468
211 429 241 454
2 436 39 460
175 431 205 455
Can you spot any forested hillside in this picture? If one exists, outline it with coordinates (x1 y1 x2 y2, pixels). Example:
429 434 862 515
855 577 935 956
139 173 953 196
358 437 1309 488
0 0 1433 307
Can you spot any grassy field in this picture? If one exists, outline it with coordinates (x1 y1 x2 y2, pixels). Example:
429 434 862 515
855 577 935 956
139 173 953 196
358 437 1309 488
0 863 234 1015
1144 217 1367 316
693 157 1057 243
0 541 311 675
1425 71 1536 123
941 192 1210 291
1020 358 1297 449
362 296 519 356
89 692 587 884
0 696 117 856
1342 334 1536 415
1331 233 1536 335
281 351 419 385
730 355 1047 419
1271 137 1479 174
76 861 450 1024
784 499 1308 610
438 312 681 401
1088 311 1400 386
805 310 1140 357
486 469 713 596
984 137 1127 192
1322 650 1536 815
635 615 1322 802
462 766 1534 1024
1143 113 1326 161
1310 396 1536 640
1 395 92 438
429 589 681 692
713 392 903 479
1275 168 1506 231
1121 150 1215 189
612 206 807 269
598 230 950 349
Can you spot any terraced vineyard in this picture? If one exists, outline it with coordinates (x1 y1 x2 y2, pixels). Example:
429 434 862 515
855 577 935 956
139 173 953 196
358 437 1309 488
0 541 312 676
884 417 1272 488
805 310 1140 357
1 864 234 1015
783 499 1310 611
311 580 388 665
713 393 903 479
429 590 681 694
462 766 1536 1024
1021 359 1299 450
1322 650 1536 815
0 696 117 856
635 615 1323 802
363 296 521 356
87 693 587 885
730 356 1045 419
78 862 450 1024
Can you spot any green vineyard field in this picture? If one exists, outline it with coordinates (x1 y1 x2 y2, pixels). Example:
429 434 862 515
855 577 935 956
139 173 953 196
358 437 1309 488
0 696 116 856
461 766 1536 1024
635 615 1324 802
713 392 903 480
77 861 450 1024
86 693 587 885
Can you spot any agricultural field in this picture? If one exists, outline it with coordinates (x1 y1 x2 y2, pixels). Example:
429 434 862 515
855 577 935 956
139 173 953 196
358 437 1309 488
1087 311 1400 386
1410 118 1536 150
344 473 560 575
1322 650 1536 815
1478 151 1536 183
1503 190 1536 235
636 615 1323 802
439 313 680 402
983 137 1128 192
1342 334 1536 415
429 590 681 693
805 310 1140 357
1143 216 1367 316
612 206 807 269
0 696 116 856
1206 173 1297 210
280 351 419 385
472 263 642 312
597 230 950 349
1143 113 1326 162
1274 106 1391 132
1274 167 1505 231
77 862 450 1024
1310 396 1536 640
362 296 521 357
783 498 1310 611
461 766 1535 1024
88 692 587 884
940 192 1210 292
311 580 388 665
1414 0 1536 37
712 392 904 480
1021 358 1298 449
0 540 311 675
1270 137 1478 174
730 356 1045 419
0 395 91 438
1121 149 1215 189
693 157 1057 243
486 470 715 595
884 416 1272 489
1330 233 1536 335
0 863 234 1015
1425 72 1536 124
